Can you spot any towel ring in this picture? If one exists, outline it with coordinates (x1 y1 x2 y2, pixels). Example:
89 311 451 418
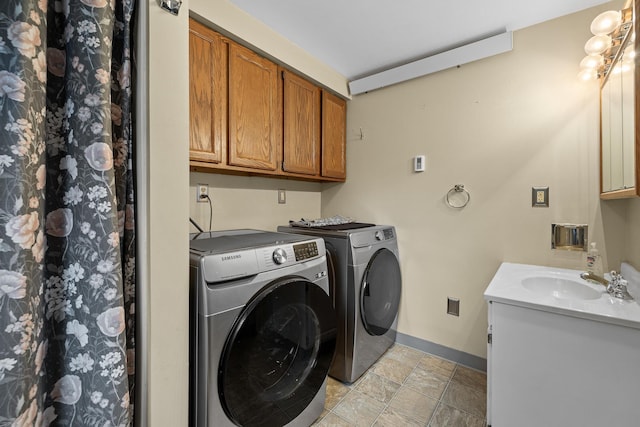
446 184 470 209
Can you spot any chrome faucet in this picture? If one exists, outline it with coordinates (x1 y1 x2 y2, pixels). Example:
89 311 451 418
580 270 633 300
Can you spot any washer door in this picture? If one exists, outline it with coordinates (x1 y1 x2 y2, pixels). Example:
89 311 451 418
360 248 402 336
218 278 336 427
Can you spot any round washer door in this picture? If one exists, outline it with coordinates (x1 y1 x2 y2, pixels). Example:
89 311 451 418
218 278 336 427
360 248 402 336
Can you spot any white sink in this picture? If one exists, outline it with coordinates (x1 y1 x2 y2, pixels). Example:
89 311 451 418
484 263 640 330
521 276 602 300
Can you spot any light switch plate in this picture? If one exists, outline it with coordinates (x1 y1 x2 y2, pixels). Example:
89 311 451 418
532 187 549 207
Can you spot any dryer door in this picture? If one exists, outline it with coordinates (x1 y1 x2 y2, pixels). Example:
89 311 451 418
360 248 402 336
218 278 336 427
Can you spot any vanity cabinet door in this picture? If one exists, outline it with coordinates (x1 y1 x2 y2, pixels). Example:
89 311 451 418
321 90 347 180
487 301 640 426
189 19 227 164
282 70 321 176
228 42 280 171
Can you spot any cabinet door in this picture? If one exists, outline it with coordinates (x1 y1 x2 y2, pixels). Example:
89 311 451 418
488 301 640 426
321 90 346 179
282 70 321 176
228 42 279 171
188 19 227 164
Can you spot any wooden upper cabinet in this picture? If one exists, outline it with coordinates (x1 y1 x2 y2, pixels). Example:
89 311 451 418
282 69 321 176
228 42 280 171
188 19 227 164
187 21 347 181
321 90 347 180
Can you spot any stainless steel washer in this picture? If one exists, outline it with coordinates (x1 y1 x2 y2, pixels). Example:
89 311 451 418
189 229 336 427
278 224 402 383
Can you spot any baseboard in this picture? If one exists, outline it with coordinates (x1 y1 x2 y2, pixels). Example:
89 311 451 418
395 332 487 372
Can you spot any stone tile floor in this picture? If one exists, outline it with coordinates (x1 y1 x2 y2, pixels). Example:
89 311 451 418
313 344 487 427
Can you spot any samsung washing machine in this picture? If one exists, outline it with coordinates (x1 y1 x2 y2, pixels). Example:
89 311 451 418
189 229 337 427
278 224 402 383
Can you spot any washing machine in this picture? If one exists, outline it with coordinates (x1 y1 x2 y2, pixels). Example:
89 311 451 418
277 224 402 383
189 229 337 427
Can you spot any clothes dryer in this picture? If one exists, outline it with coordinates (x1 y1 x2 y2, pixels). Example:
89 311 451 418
278 224 402 383
189 229 336 427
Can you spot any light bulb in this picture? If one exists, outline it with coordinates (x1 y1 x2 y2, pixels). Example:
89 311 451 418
624 44 636 60
578 68 598 81
590 10 622 35
579 54 604 69
584 35 612 55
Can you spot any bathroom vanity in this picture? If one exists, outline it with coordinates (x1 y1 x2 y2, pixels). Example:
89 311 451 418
484 263 640 427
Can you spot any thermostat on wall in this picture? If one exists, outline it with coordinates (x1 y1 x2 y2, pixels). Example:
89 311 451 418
414 155 426 172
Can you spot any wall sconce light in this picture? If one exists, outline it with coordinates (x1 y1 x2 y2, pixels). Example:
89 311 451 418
578 6 633 81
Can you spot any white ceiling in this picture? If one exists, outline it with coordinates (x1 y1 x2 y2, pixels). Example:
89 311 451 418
228 0 611 80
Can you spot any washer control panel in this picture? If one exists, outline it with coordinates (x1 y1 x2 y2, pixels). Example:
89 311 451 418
293 241 319 261
195 232 326 283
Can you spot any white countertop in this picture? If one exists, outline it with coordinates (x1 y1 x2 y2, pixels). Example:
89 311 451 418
484 262 640 330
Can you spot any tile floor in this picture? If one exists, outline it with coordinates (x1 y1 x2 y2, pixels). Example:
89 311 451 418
313 344 487 427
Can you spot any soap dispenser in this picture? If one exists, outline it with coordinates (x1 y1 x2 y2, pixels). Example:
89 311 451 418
586 242 604 277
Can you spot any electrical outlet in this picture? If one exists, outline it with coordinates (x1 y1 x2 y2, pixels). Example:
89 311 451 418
532 187 549 207
197 184 208 203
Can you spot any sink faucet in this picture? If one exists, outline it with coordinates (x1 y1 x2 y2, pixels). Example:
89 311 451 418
580 271 608 286
580 270 633 300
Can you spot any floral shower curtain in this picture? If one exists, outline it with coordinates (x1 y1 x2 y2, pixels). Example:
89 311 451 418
0 0 137 424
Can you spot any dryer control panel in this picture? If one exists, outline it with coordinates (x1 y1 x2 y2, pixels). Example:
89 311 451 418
293 241 319 261
375 228 395 241
350 226 397 248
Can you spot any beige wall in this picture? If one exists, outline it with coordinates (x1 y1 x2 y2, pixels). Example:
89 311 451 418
321 4 629 358
189 173 322 232
147 0 190 426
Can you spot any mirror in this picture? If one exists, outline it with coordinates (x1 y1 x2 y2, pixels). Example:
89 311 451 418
600 0 640 199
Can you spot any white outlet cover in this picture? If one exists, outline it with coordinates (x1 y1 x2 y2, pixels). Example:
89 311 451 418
197 184 208 203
